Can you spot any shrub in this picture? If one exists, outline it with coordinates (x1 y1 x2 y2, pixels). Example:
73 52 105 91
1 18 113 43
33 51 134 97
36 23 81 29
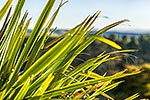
0 0 140 99
112 64 150 99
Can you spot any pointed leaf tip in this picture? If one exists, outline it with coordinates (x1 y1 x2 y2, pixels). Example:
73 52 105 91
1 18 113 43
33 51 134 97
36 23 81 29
94 36 122 50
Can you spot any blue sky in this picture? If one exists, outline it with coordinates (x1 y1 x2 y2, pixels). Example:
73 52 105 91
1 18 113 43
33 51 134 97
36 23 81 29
0 0 150 32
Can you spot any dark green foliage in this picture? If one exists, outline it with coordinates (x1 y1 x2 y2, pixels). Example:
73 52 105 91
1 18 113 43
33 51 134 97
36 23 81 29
70 34 149 78
77 33 150 99
84 34 150 65
0 0 141 99
112 64 150 99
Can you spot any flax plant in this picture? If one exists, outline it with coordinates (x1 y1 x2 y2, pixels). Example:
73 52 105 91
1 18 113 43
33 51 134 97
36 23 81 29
0 0 140 99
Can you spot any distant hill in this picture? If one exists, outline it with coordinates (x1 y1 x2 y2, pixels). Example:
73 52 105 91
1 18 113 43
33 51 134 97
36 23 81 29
27 29 150 38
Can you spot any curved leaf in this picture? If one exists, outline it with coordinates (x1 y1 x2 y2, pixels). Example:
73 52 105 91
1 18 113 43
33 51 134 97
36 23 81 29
94 35 122 49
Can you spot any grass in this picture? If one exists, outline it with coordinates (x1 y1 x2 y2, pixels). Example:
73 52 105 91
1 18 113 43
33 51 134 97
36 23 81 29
0 0 141 99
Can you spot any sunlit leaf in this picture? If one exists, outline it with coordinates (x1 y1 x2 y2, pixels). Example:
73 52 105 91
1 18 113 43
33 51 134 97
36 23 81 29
125 93 140 100
0 0 140 99
0 0 13 20
94 35 122 49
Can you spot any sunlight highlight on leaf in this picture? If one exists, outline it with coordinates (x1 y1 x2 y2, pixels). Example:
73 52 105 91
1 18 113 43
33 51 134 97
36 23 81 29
94 35 122 49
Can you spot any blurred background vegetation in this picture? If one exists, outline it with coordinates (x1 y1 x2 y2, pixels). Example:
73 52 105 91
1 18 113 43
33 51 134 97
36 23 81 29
30 31 149 99
75 33 150 99
1 0 149 99
26 29 150 99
